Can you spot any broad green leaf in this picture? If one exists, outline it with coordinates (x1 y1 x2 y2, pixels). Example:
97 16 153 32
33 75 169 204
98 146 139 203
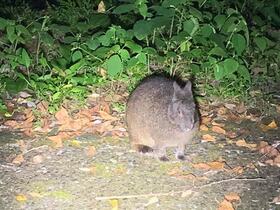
98 34 111 46
16 25 30 36
0 17 8 30
238 65 251 82
209 47 227 57
221 17 238 33
113 4 135 14
63 36 76 44
254 37 267 52
214 15 226 30
105 55 123 77
190 7 203 21
41 32 54 45
6 25 16 43
119 49 130 61
88 14 110 30
231 34 246 55
72 50 83 62
200 24 214 37
138 3 148 18
86 39 100 50
133 20 153 40
223 58 239 75
214 63 225 80
125 41 142 53
183 17 199 36
136 52 147 64
21 49 31 68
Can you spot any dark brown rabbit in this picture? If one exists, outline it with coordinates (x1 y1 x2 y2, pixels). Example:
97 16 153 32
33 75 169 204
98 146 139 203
126 75 199 161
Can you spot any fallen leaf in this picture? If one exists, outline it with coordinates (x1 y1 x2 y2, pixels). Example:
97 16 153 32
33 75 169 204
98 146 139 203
192 161 224 170
217 107 227 115
15 194 27 202
202 134 216 142
212 126 226 134
235 139 257 150
109 199 119 210
55 107 71 124
99 111 117 121
218 199 234 210
200 124 209 131
267 120 278 129
232 166 244 174
86 146 96 157
12 154 24 165
201 116 212 125
225 192 240 202
48 136 63 148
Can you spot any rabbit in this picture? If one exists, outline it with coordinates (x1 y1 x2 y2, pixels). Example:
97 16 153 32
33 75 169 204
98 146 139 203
126 75 199 161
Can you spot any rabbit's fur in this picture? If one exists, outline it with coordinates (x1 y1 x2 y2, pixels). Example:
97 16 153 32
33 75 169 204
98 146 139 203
126 75 199 161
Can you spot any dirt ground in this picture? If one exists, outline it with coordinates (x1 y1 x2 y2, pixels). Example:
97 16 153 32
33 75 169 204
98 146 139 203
0 114 280 210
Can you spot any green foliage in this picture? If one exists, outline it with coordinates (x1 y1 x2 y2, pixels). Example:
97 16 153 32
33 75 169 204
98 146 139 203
0 0 279 111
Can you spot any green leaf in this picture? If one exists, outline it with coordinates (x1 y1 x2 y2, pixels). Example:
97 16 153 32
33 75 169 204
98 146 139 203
136 52 146 64
63 36 76 44
113 4 135 14
223 58 239 75
214 15 226 30
139 3 148 18
72 50 83 62
119 49 130 61
254 37 267 52
21 49 31 68
105 55 123 77
125 41 142 53
86 39 100 50
200 24 214 37
133 20 153 40
6 25 16 43
162 0 186 7
183 17 199 36
238 65 251 82
231 34 246 55
0 17 8 30
209 47 227 57
98 34 111 46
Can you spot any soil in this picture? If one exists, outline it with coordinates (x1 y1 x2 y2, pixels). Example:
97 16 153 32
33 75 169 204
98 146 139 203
0 116 280 210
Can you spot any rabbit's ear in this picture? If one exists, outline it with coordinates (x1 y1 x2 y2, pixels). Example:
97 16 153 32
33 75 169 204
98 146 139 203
183 81 192 93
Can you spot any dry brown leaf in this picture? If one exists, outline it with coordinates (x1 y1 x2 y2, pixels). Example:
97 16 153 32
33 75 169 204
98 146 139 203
218 200 234 210
212 126 226 134
99 111 117 121
48 136 63 148
17 140 27 152
267 120 278 129
232 166 244 174
192 161 224 170
200 124 209 131
12 154 24 165
201 116 212 125
202 134 216 142
225 192 240 202
55 107 71 124
274 155 280 165
235 139 257 150
86 146 96 157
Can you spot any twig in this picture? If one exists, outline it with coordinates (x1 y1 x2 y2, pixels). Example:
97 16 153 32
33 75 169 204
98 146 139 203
95 177 266 201
23 145 48 154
